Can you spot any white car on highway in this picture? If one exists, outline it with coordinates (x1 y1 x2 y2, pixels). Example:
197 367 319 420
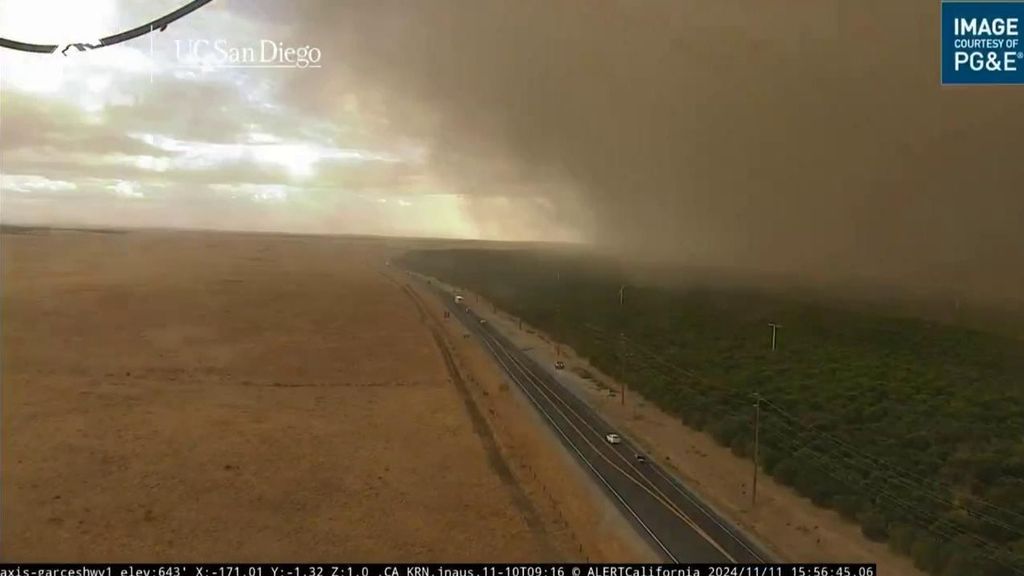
605 433 621 444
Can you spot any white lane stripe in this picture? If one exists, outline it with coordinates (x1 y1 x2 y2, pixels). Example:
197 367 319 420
438 285 744 562
645 457 767 561
483 323 735 562
470 317 680 563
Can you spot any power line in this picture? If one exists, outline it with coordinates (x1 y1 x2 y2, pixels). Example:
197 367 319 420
581 322 1024 572
585 319 1024 534
759 422 1024 573
759 397 1024 536
570 317 1024 568
761 438 1014 572
0 0 214 54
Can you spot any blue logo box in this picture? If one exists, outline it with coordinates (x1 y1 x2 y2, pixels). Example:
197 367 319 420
942 1 1024 84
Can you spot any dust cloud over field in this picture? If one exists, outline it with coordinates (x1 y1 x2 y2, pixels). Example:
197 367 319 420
0 229 558 561
269 0 1023 307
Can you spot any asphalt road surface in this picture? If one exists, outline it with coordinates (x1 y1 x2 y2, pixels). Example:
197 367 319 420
428 282 771 563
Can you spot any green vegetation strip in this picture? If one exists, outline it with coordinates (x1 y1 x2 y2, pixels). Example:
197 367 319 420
398 248 1024 576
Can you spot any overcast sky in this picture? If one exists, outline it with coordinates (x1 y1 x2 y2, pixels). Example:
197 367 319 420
0 0 559 240
2 1 1022 303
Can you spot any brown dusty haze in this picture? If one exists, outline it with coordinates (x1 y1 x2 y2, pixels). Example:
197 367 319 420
264 0 1023 306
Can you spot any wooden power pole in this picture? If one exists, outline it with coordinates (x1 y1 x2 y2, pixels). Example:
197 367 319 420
752 392 761 507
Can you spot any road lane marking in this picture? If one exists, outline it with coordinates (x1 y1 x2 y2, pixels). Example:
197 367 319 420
478 325 735 562
409 281 679 561
423 280 744 562
474 325 680 562
468 315 733 562
645 458 767 561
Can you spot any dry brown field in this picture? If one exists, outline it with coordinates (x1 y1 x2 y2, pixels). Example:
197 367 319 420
0 228 623 561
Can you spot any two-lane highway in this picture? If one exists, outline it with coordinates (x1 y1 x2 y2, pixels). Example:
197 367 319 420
427 282 771 563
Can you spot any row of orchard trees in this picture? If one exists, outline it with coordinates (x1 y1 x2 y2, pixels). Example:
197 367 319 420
398 249 1024 576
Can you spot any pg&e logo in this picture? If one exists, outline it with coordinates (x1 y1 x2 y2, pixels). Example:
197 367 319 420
942 1 1024 85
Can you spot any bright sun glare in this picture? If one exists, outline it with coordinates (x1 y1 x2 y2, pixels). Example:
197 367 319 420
0 0 484 240
0 0 118 44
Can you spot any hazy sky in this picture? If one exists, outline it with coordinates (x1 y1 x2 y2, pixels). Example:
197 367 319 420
0 0 559 240
2 1 1022 303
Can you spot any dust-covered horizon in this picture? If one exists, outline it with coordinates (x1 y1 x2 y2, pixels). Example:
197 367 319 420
263 0 1023 306
4 1 1021 306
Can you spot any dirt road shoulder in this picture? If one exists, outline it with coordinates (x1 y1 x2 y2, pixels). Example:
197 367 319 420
398 272 659 562
425 278 926 574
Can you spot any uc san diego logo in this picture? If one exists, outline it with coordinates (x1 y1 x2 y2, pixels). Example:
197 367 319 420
942 1 1024 84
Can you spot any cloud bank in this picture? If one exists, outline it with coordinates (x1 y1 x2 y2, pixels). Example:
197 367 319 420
263 0 1022 303
3 1 1021 303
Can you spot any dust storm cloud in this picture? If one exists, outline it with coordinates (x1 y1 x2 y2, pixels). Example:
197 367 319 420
273 0 1023 305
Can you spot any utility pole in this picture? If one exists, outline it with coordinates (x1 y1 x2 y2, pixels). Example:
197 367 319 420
619 284 626 406
752 392 761 507
556 270 562 357
768 323 782 351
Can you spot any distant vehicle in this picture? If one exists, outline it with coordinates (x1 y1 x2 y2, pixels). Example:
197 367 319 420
554 360 565 370
634 454 646 463
479 319 487 325
454 295 464 304
465 307 471 313
605 433 621 444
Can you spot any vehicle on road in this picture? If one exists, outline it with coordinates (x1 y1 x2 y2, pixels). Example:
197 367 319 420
605 433 621 444
554 360 566 370
454 295 464 304
635 454 647 463
479 319 487 325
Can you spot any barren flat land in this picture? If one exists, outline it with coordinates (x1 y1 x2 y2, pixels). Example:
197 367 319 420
0 228 569 561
